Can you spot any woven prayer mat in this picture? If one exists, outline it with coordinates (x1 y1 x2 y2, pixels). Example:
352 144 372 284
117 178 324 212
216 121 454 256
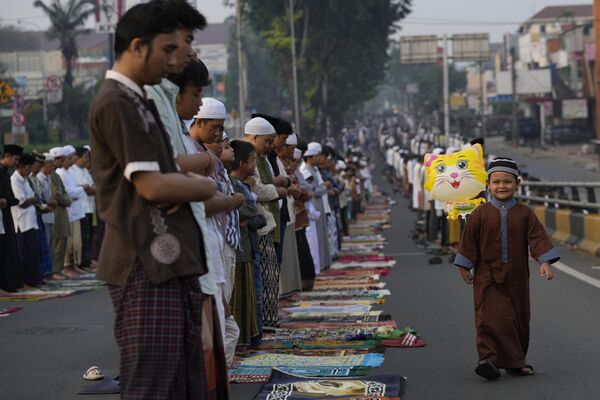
238 352 384 368
253 369 405 399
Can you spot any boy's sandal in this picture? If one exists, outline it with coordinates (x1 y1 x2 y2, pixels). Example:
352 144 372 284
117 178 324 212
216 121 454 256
475 359 501 380
506 365 535 376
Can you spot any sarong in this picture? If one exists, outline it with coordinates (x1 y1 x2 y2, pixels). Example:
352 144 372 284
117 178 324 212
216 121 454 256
80 214 93 268
295 229 315 291
201 294 229 400
16 229 40 286
36 216 52 278
327 213 339 260
108 263 208 400
230 261 258 345
259 233 280 328
305 220 321 275
278 224 302 298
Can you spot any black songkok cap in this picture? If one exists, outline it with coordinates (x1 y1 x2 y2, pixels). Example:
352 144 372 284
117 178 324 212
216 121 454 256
3 144 24 156
18 153 35 166
488 157 519 177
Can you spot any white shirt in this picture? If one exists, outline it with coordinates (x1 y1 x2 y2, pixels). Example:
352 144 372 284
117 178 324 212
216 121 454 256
10 171 39 233
56 167 86 222
36 172 54 224
70 165 94 214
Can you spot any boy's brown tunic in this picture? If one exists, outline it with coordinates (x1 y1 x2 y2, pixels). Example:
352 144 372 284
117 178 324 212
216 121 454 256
455 198 559 368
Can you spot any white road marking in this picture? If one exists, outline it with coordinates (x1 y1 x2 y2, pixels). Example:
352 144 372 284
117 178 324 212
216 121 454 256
591 266 600 270
553 261 600 289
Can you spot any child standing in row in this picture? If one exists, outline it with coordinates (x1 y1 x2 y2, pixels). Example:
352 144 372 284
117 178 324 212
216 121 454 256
454 157 559 380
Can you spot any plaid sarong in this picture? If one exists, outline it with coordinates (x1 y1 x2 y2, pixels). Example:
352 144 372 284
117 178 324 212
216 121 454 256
108 263 208 399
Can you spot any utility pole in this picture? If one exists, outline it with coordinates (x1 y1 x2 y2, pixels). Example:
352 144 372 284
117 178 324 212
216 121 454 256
288 0 301 135
442 35 450 144
595 0 600 140
479 60 486 139
236 0 246 136
511 47 518 147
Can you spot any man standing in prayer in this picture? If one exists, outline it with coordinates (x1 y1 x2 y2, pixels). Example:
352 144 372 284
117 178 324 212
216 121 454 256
37 153 59 279
243 117 288 327
10 154 41 288
48 147 72 280
301 142 331 271
71 147 95 271
56 145 86 276
0 145 24 292
88 3 218 398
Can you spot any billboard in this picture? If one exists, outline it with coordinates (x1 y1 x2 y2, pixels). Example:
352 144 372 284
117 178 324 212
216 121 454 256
496 69 552 95
452 34 490 62
400 36 439 64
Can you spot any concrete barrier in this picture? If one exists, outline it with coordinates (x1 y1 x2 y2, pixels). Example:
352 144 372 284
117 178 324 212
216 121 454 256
538 206 600 257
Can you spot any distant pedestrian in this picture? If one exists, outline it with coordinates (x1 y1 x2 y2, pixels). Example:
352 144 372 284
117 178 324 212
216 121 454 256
454 157 559 380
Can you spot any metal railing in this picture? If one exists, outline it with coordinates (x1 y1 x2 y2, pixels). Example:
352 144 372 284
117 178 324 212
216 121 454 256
517 181 600 212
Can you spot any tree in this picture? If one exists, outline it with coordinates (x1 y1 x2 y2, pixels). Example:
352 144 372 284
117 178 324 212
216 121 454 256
33 0 96 86
233 0 412 139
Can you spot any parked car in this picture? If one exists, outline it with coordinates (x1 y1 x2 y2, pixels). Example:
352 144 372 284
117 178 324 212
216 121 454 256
544 125 593 145
503 117 540 143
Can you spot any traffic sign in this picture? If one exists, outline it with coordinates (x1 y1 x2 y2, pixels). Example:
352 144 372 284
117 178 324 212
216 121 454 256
0 81 15 104
11 112 25 127
96 0 124 33
46 75 63 91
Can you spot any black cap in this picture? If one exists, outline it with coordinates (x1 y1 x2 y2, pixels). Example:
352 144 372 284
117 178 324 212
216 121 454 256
488 157 519 177
3 144 24 156
252 113 293 135
470 137 485 147
18 153 35 166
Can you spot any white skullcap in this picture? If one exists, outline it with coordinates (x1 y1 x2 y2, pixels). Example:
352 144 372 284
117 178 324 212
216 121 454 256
49 147 64 158
304 142 322 157
245 117 275 135
336 160 347 170
293 148 303 160
62 145 76 156
83 145 91 152
285 134 298 146
194 97 226 120
43 152 54 162
432 147 445 155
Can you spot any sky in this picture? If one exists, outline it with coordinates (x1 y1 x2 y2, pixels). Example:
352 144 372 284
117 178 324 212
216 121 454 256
0 0 593 42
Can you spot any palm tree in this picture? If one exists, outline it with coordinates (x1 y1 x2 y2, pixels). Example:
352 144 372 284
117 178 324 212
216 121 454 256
33 0 97 86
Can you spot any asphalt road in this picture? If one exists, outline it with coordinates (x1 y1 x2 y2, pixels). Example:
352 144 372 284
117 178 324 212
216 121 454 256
2 160 600 400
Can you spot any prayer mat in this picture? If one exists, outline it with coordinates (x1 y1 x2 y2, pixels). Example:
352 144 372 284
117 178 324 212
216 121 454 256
0 290 79 302
238 352 384 368
281 299 385 308
0 306 23 317
254 369 404 399
281 305 372 314
228 366 374 382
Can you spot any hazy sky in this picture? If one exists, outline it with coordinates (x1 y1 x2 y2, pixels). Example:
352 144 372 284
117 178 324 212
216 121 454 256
0 0 592 42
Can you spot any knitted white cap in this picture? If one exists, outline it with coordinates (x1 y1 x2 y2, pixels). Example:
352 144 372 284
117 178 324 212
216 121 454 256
245 117 275 136
49 147 65 158
304 142 322 157
194 97 226 119
285 133 298 146
62 145 76 156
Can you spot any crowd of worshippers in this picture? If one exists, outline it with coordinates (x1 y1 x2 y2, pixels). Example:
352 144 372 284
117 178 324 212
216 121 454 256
53 1 384 397
0 144 98 293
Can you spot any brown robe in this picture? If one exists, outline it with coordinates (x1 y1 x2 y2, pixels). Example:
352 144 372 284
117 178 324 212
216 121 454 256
456 199 559 368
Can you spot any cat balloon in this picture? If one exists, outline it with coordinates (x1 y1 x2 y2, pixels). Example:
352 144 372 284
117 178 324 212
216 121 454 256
423 144 488 220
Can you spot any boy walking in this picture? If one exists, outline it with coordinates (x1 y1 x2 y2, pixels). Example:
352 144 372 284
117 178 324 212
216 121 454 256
454 157 559 380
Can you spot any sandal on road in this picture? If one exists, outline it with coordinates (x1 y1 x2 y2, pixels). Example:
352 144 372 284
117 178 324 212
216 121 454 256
506 365 535 376
475 359 501 380
82 366 104 381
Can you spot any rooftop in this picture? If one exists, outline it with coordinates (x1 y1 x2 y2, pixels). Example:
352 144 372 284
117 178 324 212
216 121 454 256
527 4 593 22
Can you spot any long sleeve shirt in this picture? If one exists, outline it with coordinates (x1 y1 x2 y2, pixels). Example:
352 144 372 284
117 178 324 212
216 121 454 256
10 171 39 233
56 167 86 222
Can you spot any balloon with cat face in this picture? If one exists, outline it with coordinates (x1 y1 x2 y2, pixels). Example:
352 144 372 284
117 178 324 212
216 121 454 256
423 144 488 219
